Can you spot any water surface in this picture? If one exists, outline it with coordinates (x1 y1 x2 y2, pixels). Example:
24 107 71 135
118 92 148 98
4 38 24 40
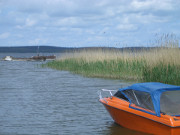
0 53 148 135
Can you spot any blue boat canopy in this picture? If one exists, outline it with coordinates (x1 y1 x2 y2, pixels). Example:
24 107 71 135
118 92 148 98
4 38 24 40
117 82 180 116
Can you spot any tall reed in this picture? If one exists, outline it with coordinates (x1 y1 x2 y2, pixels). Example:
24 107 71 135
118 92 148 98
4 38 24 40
44 35 180 85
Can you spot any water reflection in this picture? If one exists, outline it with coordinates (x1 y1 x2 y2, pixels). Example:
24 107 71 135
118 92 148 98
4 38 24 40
0 53 143 135
105 122 151 135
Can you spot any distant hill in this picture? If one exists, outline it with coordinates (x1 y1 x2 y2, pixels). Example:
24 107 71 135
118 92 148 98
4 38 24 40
0 46 73 53
0 46 157 53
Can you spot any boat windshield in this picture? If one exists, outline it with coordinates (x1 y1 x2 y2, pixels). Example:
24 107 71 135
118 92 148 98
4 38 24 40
160 90 180 116
123 90 155 114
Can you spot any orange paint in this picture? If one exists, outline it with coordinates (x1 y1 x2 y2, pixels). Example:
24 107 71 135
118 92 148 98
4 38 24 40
100 97 180 135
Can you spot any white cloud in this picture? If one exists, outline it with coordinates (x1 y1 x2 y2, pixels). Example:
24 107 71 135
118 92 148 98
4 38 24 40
0 32 10 39
28 38 48 45
25 18 37 27
16 25 23 29
131 0 173 11
117 24 138 31
55 17 79 26
15 18 37 29
0 0 180 47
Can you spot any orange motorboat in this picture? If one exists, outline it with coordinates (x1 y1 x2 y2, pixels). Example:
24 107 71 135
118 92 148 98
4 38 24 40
99 82 180 135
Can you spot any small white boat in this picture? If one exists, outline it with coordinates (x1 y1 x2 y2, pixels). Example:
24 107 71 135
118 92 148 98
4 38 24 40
4 56 13 61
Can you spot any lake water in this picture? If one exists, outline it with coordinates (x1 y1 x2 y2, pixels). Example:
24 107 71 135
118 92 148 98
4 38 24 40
0 53 148 135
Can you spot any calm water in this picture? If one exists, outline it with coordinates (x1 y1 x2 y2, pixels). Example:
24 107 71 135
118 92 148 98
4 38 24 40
0 53 148 135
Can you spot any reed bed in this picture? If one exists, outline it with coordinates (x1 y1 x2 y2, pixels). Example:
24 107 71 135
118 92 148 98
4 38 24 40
44 47 180 85
44 35 180 85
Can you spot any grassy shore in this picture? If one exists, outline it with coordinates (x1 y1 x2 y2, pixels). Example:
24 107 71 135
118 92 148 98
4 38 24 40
43 45 180 85
43 34 180 85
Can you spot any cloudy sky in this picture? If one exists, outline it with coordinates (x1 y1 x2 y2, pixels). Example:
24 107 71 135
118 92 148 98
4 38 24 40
0 0 180 47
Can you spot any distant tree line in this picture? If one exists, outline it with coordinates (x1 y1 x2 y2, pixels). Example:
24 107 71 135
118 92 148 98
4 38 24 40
0 46 72 53
0 46 157 53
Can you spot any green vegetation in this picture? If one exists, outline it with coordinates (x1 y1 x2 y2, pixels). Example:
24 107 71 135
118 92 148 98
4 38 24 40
143 63 180 85
43 35 180 85
45 59 146 80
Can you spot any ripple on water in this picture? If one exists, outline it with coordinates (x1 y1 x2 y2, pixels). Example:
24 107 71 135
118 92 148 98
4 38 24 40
0 56 147 135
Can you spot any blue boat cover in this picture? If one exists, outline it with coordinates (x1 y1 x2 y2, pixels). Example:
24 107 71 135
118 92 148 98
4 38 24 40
119 82 180 116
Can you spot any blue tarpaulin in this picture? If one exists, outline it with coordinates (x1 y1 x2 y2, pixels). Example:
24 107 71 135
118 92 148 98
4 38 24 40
119 82 180 116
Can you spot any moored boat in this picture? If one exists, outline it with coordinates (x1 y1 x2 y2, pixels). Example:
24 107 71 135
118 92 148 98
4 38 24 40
3 56 13 61
99 82 180 135
2 55 56 61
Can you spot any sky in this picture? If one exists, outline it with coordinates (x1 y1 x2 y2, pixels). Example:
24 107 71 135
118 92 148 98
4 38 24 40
0 0 180 47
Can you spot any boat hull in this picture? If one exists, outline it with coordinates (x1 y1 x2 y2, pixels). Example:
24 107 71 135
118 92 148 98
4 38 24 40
102 103 180 135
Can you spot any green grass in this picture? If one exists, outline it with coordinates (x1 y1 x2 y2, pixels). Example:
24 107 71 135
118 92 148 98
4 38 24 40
143 63 180 85
43 34 180 86
44 59 145 79
43 55 180 85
